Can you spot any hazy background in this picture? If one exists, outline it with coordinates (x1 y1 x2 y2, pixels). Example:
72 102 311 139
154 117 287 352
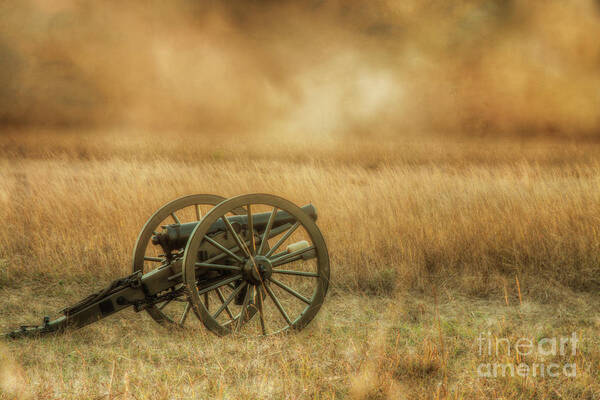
1 0 600 138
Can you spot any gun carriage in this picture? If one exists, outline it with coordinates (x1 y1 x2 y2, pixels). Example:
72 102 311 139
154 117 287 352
5 193 330 338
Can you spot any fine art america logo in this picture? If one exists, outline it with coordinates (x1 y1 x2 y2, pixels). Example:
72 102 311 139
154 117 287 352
476 332 579 378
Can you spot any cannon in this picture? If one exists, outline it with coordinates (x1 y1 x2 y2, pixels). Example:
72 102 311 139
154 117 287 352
5 193 330 338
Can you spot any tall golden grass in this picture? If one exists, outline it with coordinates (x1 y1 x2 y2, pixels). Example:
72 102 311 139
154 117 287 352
1 130 598 299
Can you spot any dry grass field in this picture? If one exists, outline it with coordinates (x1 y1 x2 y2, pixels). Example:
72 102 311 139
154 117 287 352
2 1 600 398
0 130 599 399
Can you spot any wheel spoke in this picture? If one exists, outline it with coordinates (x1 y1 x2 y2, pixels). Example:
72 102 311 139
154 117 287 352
204 293 209 310
171 212 181 225
272 269 319 277
214 286 239 320
269 277 312 304
265 221 300 257
195 262 241 272
256 285 267 335
271 245 316 267
179 302 191 325
221 215 251 258
268 250 287 260
258 207 278 255
203 239 253 265
264 284 292 326
235 283 252 332
197 274 243 296
204 235 244 263
195 205 201 221
247 204 255 255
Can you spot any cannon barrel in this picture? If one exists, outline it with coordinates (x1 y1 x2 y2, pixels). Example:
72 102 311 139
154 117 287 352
153 204 317 251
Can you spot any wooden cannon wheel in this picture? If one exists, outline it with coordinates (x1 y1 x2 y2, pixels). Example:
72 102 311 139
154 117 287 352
182 193 330 336
132 194 241 328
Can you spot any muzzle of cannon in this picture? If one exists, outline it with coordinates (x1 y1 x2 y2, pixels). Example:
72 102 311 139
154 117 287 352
5 193 330 339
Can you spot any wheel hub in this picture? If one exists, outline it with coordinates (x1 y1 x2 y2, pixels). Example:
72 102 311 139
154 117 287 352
242 255 272 284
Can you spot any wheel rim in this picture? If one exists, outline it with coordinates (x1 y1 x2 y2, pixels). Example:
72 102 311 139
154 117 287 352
182 193 330 336
132 194 243 327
